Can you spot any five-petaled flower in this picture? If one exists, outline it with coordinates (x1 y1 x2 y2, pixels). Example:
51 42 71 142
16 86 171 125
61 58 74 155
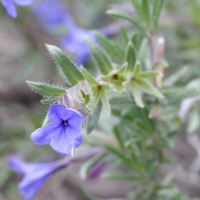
31 104 83 156
8 156 66 200
2 0 34 18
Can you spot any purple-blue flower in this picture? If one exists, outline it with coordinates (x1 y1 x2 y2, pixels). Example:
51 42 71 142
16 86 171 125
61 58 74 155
33 0 74 30
31 104 83 156
61 27 97 65
2 0 34 18
8 156 66 200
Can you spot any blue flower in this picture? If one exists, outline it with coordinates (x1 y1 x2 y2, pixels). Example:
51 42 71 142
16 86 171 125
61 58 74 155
2 0 34 18
31 104 83 156
33 0 74 30
8 156 66 200
61 27 97 65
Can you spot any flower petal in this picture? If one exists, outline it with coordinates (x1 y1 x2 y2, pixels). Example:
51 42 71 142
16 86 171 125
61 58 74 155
31 123 61 145
50 125 81 155
72 133 82 148
50 132 73 156
13 0 34 6
2 0 17 18
67 108 83 126
19 174 49 200
8 156 27 174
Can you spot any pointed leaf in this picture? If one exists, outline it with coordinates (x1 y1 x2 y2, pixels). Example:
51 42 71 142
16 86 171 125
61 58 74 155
80 66 98 86
107 10 147 37
126 42 137 73
95 32 124 61
85 38 113 75
133 61 141 75
136 78 164 98
136 71 163 78
152 0 164 30
26 81 66 96
100 89 111 116
45 44 84 86
131 32 138 48
141 0 151 27
131 82 144 107
87 99 102 134
102 172 138 180
120 25 129 44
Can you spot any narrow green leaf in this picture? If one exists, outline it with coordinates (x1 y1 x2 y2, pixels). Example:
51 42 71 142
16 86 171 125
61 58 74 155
95 32 124 61
125 137 144 147
87 99 102 134
104 144 130 163
102 172 138 180
130 0 143 19
26 81 66 96
107 10 147 37
126 42 137 73
100 89 111 116
85 38 113 75
136 71 163 78
136 78 164 98
152 0 164 30
113 126 125 150
163 67 188 87
45 44 84 86
133 61 141 75
131 32 138 48
80 152 107 180
141 0 151 27
80 66 98 86
131 82 144 108
120 25 129 44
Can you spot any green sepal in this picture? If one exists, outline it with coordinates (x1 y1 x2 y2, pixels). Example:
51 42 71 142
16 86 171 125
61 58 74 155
125 42 137 73
133 61 141 76
85 38 113 75
135 78 164 99
26 81 66 96
94 32 124 61
45 44 84 86
100 88 111 116
42 112 50 127
130 82 144 108
87 99 102 134
101 63 128 93
80 66 98 86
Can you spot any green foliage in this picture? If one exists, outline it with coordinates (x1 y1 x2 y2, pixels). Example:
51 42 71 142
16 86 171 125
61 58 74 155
45 44 84 86
85 38 113 75
26 81 66 96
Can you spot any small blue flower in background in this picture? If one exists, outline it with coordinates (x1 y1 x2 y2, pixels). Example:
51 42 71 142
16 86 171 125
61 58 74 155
31 104 83 156
2 0 34 18
61 27 97 65
8 156 66 200
33 0 74 30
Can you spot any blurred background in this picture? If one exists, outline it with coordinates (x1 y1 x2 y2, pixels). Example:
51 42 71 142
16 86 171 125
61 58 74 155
1 0 200 199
